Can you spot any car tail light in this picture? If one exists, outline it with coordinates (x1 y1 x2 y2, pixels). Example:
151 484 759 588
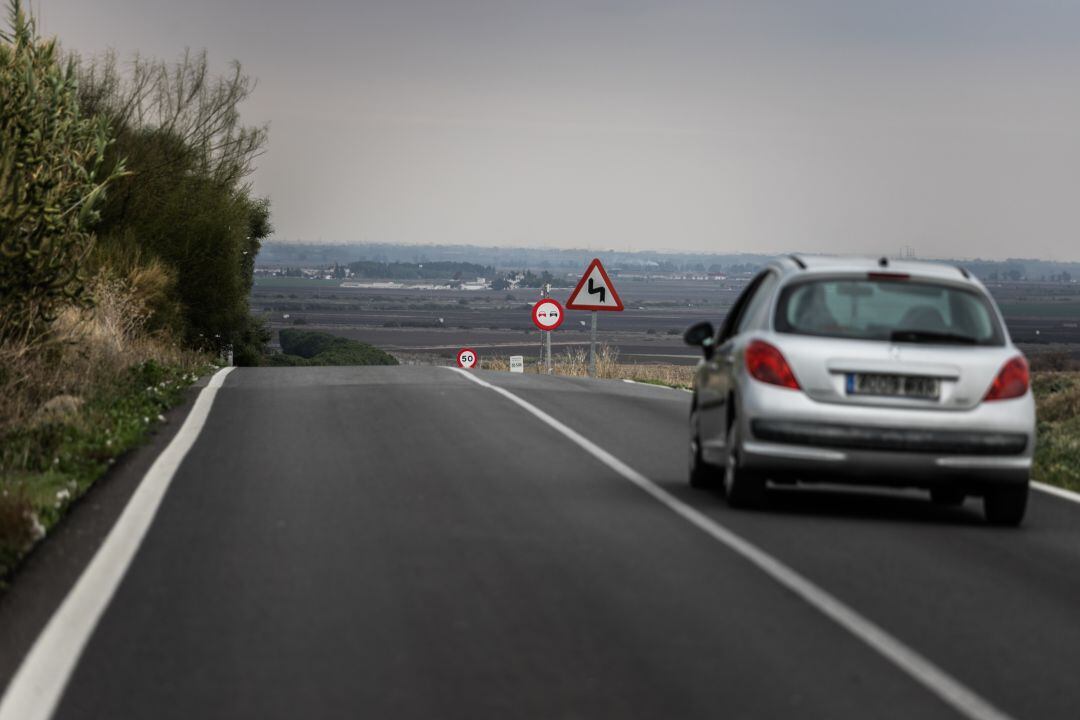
745 340 801 390
984 356 1029 401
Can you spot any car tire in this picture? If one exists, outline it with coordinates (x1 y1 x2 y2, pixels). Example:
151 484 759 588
689 408 718 489
983 484 1028 527
930 488 966 507
723 420 766 508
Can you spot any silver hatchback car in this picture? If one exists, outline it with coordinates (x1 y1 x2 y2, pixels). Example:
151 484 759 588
685 255 1035 526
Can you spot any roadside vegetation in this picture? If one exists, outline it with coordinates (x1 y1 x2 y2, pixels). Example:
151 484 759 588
0 1 267 580
1031 372 1080 491
268 329 399 367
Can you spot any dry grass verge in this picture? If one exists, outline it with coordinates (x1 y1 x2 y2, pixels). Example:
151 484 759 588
0 272 212 583
484 344 694 388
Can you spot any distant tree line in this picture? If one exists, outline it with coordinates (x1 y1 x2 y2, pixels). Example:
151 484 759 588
259 242 781 272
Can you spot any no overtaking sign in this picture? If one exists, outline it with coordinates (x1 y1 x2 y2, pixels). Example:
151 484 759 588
532 299 565 331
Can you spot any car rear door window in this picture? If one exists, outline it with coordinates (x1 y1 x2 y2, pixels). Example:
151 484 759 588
775 277 1004 345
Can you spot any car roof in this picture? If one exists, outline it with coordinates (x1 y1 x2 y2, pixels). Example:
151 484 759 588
779 254 976 284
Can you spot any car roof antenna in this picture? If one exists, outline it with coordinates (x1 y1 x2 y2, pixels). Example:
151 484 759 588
878 256 889 268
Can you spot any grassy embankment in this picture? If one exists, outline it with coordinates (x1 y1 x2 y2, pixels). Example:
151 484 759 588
0 280 214 580
485 346 1080 492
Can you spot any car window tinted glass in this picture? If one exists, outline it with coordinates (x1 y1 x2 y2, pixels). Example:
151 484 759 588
736 272 779 334
775 278 1004 345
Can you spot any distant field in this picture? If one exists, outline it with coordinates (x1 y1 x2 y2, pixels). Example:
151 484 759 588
254 277 346 288
996 302 1080 318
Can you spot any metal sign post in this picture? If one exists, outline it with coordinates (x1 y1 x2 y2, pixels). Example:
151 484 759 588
545 329 552 374
589 311 597 377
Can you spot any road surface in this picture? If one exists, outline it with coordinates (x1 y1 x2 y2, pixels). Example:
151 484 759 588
3 366 1080 719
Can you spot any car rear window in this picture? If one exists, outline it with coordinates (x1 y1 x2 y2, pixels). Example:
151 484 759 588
774 277 1005 346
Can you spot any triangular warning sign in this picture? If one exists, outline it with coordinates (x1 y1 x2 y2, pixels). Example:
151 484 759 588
566 258 624 311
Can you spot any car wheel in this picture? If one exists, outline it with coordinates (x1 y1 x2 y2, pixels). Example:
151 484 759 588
983 484 1028 527
723 420 766 508
689 408 718 489
930 488 966 507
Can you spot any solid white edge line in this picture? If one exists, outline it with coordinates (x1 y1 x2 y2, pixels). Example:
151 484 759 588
447 367 1013 720
1032 481 1080 504
621 378 692 393
0 367 235 720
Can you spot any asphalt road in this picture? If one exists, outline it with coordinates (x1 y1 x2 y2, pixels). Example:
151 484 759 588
6 366 1080 719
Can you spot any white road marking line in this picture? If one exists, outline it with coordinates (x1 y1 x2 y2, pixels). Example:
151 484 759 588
448 367 1014 720
1032 481 1080 504
0 367 235 720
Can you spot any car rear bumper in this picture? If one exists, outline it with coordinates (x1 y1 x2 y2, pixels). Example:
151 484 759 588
739 438 1030 489
751 419 1028 456
735 382 1035 489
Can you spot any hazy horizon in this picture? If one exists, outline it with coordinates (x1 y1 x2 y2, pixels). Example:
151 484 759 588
37 1 1080 261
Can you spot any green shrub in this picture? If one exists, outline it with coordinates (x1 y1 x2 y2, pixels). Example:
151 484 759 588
0 0 124 344
279 329 345 358
77 50 271 364
275 329 398 366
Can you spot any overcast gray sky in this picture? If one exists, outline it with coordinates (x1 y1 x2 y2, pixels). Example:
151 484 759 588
36 1 1080 259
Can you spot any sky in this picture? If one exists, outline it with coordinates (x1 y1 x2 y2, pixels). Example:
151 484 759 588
34 0 1080 260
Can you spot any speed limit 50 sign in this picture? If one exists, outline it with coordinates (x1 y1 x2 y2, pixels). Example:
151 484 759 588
457 348 478 369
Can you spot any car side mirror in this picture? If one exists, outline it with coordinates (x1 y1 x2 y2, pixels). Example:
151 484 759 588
684 321 716 360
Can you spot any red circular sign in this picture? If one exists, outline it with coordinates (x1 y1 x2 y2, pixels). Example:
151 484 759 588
532 299 565 331
457 348 478 369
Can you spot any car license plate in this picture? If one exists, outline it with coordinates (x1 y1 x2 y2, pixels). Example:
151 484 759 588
846 373 940 399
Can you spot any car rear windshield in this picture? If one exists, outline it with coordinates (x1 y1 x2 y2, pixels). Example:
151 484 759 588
774 277 1005 346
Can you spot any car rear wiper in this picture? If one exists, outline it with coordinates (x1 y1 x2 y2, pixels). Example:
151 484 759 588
890 330 979 345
